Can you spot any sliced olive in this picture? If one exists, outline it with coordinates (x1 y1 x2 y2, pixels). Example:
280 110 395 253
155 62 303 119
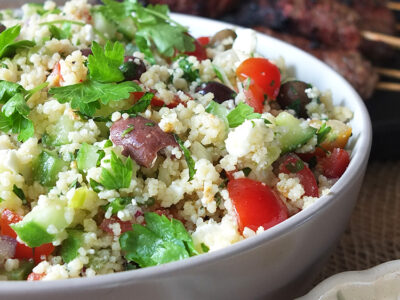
210 29 237 48
80 48 92 57
119 56 146 81
0 24 5 34
196 81 237 104
110 116 178 168
277 81 312 118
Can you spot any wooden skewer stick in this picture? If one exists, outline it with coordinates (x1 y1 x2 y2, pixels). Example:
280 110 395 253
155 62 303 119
387 2 400 11
376 68 400 80
362 31 400 49
376 82 400 92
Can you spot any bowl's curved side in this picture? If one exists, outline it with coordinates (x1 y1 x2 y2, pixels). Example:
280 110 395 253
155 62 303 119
0 14 372 300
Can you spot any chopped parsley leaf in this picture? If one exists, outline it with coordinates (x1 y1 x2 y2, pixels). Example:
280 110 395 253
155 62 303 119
104 140 113 148
0 81 48 141
90 178 103 193
13 185 26 204
98 0 195 60
317 122 332 145
0 25 35 60
242 167 252 177
174 134 196 181
49 80 141 116
99 151 134 190
88 41 125 83
120 212 198 268
106 197 132 214
121 124 135 137
69 179 81 190
227 102 261 128
178 57 199 82
285 159 304 173
200 243 209 253
123 92 153 115
213 64 224 82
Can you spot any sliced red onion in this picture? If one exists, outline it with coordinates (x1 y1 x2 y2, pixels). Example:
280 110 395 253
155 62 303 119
0 235 17 260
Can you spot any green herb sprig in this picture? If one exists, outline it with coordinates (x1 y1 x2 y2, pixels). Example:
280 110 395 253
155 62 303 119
174 134 196 181
120 212 198 267
0 25 35 60
0 81 48 141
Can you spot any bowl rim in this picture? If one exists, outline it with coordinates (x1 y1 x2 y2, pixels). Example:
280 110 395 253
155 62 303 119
0 13 372 292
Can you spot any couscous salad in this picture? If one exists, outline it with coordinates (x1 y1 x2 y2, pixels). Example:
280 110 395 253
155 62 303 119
0 0 353 280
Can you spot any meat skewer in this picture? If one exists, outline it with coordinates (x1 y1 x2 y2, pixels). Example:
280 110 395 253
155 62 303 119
387 1 400 11
349 0 397 62
362 31 400 49
376 82 400 92
223 0 398 61
376 68 400 80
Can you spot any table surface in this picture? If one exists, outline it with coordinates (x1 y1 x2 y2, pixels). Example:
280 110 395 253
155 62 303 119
315 160 400 284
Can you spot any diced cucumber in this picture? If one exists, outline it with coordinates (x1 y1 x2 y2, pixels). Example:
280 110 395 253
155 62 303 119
191 141 212 161
68 187 99 210
0 260 34 280
61 230 84 263
117 17 136 40
11 202 73 247
91 9 118 39
275 112 317 154
77 143 100 172
33 150 68 187
42 115 74 147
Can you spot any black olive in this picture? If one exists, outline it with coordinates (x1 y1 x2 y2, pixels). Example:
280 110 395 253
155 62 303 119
277 81 312 118
0 24 5 34
196 81 236 104
119 56 147 81
80 48 93 57
210 29 237 49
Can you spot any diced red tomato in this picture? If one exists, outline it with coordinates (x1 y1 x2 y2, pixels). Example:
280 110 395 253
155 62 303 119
280 154 319 198
27 272 45 281
196 36 210 47
132 91 183 109
14 243 34 260
319 148 350 179
243 78 265 113
236 57 281 100
0 210 54 261
1 209 22 238
185 37 208 61
297 152 317 164
100 217 133 235
1 209 33 259
228 178 288 233
34 243 55 264
48 62 64 87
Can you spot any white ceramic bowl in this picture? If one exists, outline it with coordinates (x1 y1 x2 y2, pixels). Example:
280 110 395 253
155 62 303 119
298 260 400 300
0 14 372 300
